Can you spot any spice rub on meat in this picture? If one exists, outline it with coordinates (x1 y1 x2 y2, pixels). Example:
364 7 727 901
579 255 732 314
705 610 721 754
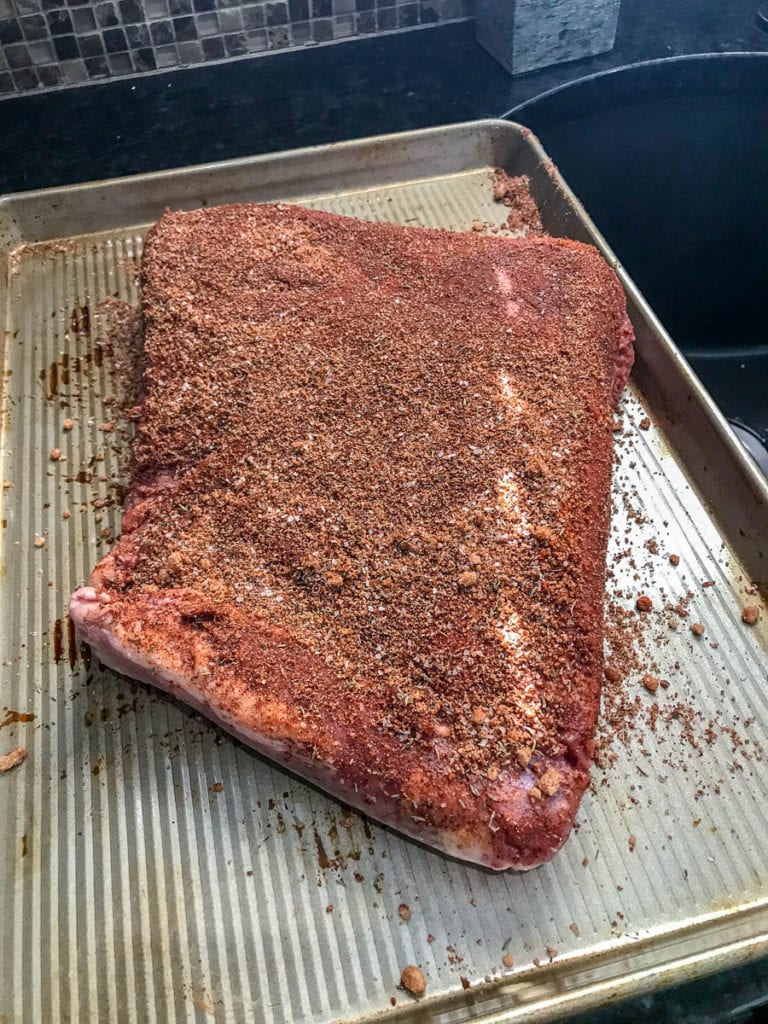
70 202 634 870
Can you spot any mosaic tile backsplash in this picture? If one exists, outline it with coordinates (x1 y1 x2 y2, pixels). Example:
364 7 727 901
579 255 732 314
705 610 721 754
0 0 474 94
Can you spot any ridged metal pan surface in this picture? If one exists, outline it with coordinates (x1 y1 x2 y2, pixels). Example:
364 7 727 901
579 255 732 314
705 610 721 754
0 120 766 1024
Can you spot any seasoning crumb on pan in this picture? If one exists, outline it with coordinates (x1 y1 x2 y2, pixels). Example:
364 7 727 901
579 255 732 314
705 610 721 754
628 834 637 852
669 554 680 566
636 595 653 612
33 536 46 548
742 605 761 625
398 903 412 922
642 675 660 694
460 977 471 990
0 747 27 772
502 952 514 968
325 904 333 913
50 448 61 461
569 923 580 937
62 418 74 431
690 622 705 637
400 965 426 997
639 417 651 430
490 169 544 235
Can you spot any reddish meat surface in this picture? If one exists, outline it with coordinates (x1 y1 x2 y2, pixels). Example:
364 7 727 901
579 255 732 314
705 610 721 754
70 203 634 870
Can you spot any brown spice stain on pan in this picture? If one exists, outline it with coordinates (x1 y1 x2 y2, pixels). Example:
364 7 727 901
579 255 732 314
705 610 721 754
0 710 36 729
53 618 64 663
39 351 75 400
313 828 335 870
70 305 90 336
67 616 78 670
52 615 79 669
189 984 216 1017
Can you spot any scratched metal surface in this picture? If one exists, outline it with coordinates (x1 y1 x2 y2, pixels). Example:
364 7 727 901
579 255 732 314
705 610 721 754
0 122 766 1024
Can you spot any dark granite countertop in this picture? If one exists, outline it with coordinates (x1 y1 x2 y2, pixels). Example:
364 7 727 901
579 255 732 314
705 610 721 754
0 0 767 193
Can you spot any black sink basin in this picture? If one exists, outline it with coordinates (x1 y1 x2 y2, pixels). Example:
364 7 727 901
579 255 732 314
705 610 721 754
507 53 768 469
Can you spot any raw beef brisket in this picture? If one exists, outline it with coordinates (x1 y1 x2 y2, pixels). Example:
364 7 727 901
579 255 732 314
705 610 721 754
70 202 634 869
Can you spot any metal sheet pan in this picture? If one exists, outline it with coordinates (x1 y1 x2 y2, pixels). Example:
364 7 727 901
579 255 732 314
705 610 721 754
1 120 766 1024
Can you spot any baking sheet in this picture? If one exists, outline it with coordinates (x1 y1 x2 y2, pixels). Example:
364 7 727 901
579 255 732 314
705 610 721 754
0 120 766 1024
